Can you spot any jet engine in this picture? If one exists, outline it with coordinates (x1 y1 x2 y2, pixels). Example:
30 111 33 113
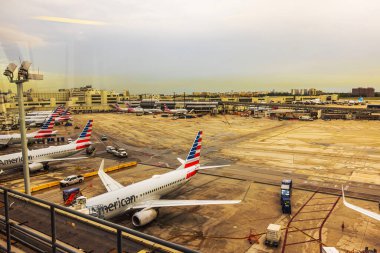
29 162 44 172
132 209 158 226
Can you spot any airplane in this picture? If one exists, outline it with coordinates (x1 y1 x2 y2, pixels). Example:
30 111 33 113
163 104 188 115
0 115 57 147
26 106 64 116
348 97 365 106
0 120 93 172
125 102 162 114
114 103 143 113
341 186 380 221
79 131 240 226
56 108 72 122
25 107 63 126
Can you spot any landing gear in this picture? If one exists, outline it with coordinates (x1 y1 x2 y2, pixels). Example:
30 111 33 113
43 164 50 170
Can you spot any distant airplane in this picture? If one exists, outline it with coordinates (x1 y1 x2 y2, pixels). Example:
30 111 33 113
163 104 188 115
81 131 240 226
56 108 72 122
114 103 144 113
125 102 162 114
26 106 64 117
25 106 63 126
341 186 380 221
0 115 57 147
348 97 365 106
0 120 93 172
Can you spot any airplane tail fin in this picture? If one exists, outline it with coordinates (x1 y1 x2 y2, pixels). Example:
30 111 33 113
177 131 230 172
51 106 62 117
62 108 71 116
179 131 202 170
74 120 93 149
125 102 130 108
163 104 170 112
114 104 121 111
35 115 56 138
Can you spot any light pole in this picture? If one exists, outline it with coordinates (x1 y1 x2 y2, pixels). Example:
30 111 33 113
3 61 43 195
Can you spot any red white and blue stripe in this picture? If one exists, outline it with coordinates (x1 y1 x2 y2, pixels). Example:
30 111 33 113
75 120 93 150
185 131 202 169
35 115 55 138
57 108 72 122
51 106 64 117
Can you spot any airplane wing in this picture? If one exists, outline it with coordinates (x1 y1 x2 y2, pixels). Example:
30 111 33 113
98 159 123 192
30 157 88 163
132 199 240 209
198 164 230 170
342 186 380 221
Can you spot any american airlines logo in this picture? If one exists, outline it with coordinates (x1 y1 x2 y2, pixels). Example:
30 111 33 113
103 195 137 213
0 157 22 166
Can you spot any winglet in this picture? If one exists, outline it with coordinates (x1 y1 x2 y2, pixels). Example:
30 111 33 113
341 185 380 221
99 159 105 173
177 158 185 164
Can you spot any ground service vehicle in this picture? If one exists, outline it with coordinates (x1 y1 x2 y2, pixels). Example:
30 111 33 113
101 135 108 141
63 187 82 206
60 175 84 187
281 179 292 214
106 146 116 153
299 115 314 121
265 224 281 247
115 148 128 157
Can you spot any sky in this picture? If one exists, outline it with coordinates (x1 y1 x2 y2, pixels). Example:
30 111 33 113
1 0 380 94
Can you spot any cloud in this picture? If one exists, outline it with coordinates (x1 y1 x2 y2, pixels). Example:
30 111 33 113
0 27 45 47
33 16 107 26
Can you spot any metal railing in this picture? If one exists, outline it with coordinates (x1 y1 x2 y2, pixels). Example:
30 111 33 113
0 186 198 253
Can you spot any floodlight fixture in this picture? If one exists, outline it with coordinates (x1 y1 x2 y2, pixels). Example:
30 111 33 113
20 61 32 71
18 61 32 80
3 63 17 81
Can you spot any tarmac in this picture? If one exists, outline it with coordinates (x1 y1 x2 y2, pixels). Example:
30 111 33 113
0 114 379 253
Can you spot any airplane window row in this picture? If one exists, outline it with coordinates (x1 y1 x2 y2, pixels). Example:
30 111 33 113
140 178 186 197
31 149 68 158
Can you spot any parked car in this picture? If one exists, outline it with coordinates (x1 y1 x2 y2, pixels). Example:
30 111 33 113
106 146 116 153
111 149 120 156
101 135 108 141
60 175 84 187
115 148 128 158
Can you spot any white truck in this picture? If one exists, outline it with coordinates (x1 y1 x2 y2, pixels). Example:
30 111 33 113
106 146 116 153
60 175 84 187
115 148 128 158
264 224 281 247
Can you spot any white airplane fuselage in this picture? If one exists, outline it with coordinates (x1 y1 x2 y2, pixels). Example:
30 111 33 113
86 168 193 219
165 109 188 114
0 131 57 145
0 143 82 171
25 117 49 125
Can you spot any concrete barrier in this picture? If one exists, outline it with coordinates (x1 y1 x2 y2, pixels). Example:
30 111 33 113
28 161 137 193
